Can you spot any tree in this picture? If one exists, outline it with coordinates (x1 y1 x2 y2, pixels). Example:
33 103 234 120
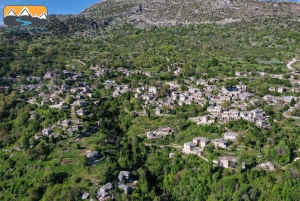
146 108 151 119
221 100 233 110
20 136 30 149
290 98 296 107
210 57 219 66
80 155 89 167
28 186 43 201
159 85 171 97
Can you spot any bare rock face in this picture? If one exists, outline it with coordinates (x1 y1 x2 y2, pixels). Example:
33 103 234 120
47 0 300 32
81 0 300 26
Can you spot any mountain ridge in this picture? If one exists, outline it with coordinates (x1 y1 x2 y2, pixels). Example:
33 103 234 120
44 0 300 33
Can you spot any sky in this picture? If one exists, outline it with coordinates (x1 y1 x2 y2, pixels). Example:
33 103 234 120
0 0 101 24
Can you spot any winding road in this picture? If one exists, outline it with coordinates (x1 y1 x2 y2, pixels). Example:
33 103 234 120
286 58 298 71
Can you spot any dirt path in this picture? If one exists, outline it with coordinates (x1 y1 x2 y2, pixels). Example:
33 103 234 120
283 111 300 120
286 58 298 70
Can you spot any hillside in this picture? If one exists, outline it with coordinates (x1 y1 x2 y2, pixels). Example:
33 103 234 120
81 0 300 26
44 0 300 33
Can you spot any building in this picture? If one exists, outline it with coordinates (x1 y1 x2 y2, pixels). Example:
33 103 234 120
192 137 210 148
118 171 131 182
257 161 275 171
169 153 175 158
155 108 162 115
76 108 87 116
207 106 223 115
283 96 298 103
97 183 113 200
224 132 238 141
183 142 196 151
218 157 238 168
118 184 132 194
149 86 157 93
256 120 267 128
269 87 276 92
86 150 100 164
206 85 217 92
42 128 52 136
251 108 264 119
212 138 227 148
67 125 79 135
62 119 71 127
0 87 6 93
278 87 286 93
146 127 173 139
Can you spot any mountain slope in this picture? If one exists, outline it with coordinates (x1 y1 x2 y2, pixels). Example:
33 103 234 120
81 0 300 27
42 0 300 34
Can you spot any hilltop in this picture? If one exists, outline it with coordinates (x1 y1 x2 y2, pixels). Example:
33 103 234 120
43 0 300 33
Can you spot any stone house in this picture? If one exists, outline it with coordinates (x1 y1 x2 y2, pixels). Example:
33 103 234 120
86 150 101 164
218 157 238 168
224 132 238 141
257 161 275 171
278 87 286 93
212 138 227 148
256 119 267 128
118 171 131 182
42 128 52 136
62 119 71 127
269 87 276 92
251 108 264 119
149 86 157 93
76 108 87 116
192 137 210 148
183 142 196 151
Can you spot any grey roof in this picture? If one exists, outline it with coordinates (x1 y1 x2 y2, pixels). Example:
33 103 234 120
184 142 196 147
100 182 112 191
87 151 99 158
213 138 227 143
118 171 130 180
193 137 210 143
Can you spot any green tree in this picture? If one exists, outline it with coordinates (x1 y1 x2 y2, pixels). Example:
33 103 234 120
290 98 296 107
210 57 219 66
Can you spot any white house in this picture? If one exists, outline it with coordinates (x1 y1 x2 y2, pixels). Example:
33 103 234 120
224 132 238 141
183 142 196 151
149 86 157 93
269 87 276 92
251 108 264 119
257 161 275 171
283 96 298 103
256 119 267 128
278 87 286 93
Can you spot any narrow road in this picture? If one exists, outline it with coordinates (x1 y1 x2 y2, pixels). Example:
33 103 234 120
78 59 86 66
286 58 298 70
283 111 300 120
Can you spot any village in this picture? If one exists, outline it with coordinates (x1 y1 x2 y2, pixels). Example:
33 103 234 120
0 64 300 200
